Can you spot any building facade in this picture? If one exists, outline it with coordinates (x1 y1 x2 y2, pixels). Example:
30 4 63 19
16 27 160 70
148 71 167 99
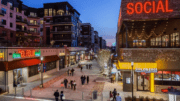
116 0 180 93
99 37 106 49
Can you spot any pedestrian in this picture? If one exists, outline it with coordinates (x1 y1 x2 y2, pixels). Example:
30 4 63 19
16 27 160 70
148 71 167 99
54 90 59 101
60 91 64 101
116 93 122 101
110 75 113 83
113 88 117 101
83 75 86 85
73 80 76 90
68 82 71 89
87 76 89 84
88 64 90 69
109 91 113 101
71 68 75 76
60 82 64 89
81 75 84 85
64 78 68 88
80 66 83 72
67 69 70 76
69 70 71 76
86 65 88 69
71 80 74 89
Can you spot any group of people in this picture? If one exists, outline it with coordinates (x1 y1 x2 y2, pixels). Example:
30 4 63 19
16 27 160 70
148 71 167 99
81 75 89 85
54 90 64 101
67 68 75 76
63 78 76 90
79 64 92 72
109 88 121 101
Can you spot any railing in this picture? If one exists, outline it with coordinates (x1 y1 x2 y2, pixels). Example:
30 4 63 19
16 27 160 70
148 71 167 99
16 19 28 24
28 22 40 26
28 15 38 18
120 41 180 48
16 28 28 32
27 30 40 34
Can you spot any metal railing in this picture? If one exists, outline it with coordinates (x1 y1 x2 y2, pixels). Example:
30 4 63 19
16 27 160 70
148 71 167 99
28 15 38 18
28 22 40 26
16 19 28 24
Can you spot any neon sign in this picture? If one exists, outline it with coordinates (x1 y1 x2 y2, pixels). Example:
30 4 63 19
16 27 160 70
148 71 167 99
127 0 173 15
0 53 4 59
13 50 41 59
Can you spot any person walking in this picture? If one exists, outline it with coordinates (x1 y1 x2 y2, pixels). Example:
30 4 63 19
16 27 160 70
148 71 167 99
60 91 64 101
86 65 88 69
71 68 75 76
54 90 59 101
80 66 83 72
73 80 76 90
64 78 68 88
70 80 74 89
67 69 70 76
87 76 89 84
113 88 117 101
109 91 113 101
116 93 122 101
81 75 84 85
69 70 71 76
83 75 86 85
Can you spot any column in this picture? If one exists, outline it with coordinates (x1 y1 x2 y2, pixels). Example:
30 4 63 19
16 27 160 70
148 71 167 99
150 73 155 92
68 55 70 66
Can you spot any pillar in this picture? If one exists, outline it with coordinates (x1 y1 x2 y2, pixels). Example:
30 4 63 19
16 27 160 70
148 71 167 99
64 45 67 68
150 73 155 92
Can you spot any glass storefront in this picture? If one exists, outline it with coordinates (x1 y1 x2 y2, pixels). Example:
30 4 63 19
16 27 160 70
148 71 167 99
137 73 150 91
59 56 65 70
70 55 76 65
13 68 22 87
28 65 39 77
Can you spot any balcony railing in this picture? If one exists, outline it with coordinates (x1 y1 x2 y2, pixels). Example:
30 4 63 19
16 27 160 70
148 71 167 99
16 28 28 32
16 19 28 24
51 29 74 33
28 22 40 26
28 15 38 18
51 21 73 24
120 41 180 48
27 30 40 35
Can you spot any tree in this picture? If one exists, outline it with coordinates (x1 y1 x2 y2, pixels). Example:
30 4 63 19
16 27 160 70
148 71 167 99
97 49 111 76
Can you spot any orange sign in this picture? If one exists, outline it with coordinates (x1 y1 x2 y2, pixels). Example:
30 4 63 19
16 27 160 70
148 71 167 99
127 0 173 15
18 50 35 58
0 53 4 59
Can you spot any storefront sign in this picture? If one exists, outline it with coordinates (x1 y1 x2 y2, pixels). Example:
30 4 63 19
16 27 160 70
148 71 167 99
0 53 4 59
135 68 157 73
59 53 65 56
127 0 173 15
13 50 41 59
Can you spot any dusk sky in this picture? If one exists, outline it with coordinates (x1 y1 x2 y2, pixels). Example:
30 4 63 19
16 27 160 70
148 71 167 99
22 0 121 46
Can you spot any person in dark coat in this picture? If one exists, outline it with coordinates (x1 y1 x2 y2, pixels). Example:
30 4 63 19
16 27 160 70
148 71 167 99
60 91 64 101
67 69 70 76
64 78 68 88
86 65 88 69
80 66 83 72
54 90 59 101
87 76 89 84
70 80 74 89
73 80 76 90
113 88 117 101
71 68 75 76
81 75 84 85
83 75 86 85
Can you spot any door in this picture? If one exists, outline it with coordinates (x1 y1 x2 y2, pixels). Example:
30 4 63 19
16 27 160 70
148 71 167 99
137 73 150 91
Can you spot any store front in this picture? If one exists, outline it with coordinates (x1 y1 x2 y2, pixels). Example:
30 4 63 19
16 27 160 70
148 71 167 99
59 56 65 70
137 73 150 91
70 52 76 65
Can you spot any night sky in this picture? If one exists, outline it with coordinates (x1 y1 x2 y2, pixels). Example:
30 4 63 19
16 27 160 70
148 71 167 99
22 0 121 46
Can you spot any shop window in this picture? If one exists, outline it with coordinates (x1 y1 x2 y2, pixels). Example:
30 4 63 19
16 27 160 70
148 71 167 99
53 9 56 16
150 38 155 46
172 72 180 81
49 8 52 16
10 23 13 28
155 71 163 81
163 71 171 81
44 9 48 16
162 35 169 47
28 65 39 77
171 33 179 47
156 37 161 46
133 40 146 47
46 61 56 71
10 13 13 18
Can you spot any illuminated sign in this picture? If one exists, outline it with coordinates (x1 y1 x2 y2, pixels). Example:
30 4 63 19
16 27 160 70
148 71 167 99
0 53 4 59
127 0 173 15
13 50 41 59
135 68 157 73
59 53 65 56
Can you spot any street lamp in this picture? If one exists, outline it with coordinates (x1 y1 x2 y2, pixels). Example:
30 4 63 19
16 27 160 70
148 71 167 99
131 62 134 101
40 56 44 88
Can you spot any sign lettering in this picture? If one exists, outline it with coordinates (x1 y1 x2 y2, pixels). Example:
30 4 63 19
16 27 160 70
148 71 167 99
135 68 157 73
127 0 173 15
13 50 41 59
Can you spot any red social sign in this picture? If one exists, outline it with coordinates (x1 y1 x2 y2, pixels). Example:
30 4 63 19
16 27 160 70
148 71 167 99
18 50 35 58
127 0 173 15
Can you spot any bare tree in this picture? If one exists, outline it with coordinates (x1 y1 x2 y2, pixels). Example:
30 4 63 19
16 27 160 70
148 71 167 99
97 49 111 75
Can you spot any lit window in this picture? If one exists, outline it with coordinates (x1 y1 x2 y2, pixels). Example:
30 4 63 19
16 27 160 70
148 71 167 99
53 9 56 16
40 20 43 24
151 38 155 46
30 12 34 16
30 20 34 24
16 8 19 12
49 8 52 16
162 35 169 47
30 28 34 31
44 9 48 16
57 10 64 15
171 33 179 47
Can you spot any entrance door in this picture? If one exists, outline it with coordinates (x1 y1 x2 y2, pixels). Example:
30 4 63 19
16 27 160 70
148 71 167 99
137 73 150 91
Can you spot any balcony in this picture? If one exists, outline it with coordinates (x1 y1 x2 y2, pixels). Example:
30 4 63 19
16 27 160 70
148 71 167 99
51 29 74 34
16 28 28 33
0 22 4 28
28 15 39 19
0 33 6 38
28 22 40 26
27 30 40 36
0 11 5 16
51 21 73 25
16 19 28 24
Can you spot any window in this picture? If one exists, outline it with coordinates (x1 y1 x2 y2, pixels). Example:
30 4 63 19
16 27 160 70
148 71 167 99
2 19 6 25
30 12 34 16
44 9 48 16
16 8 19 13
1 8 6 14
49 8 52 16
28 65 38 77
171 33 179 47
10 13 13 18
172 71 180 81
162 35 169 47
30 20 34 25
156 37 161 46
40 20 43 24
151 38 155 46
65 26 68 29
57 10 64 15
40 28 43 32
53 9 56 16
133 40 146 47
30 28 34 32
10 23 13 28
2 31 6 36
34 21 37 25
163 71 171 81
46 19 50 22
9 2 13 10
10 32 13 38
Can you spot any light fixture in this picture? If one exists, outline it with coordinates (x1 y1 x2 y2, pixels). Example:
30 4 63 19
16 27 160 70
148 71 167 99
41 57 43 61
131 62 134 66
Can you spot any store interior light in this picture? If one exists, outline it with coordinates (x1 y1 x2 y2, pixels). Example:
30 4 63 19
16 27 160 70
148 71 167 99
112 68 117 73
41 57 43 61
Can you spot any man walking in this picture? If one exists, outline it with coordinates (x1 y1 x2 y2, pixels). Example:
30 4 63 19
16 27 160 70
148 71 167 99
64 78 68 88
86 65 88 69
87 76 89 84
113 88 117 101
83 75 86 85
80 66 83 72
71 68 75 76
60 91 64 101
54 90 59 101
116 93 121 101
67 69 70 76
81 75 84 85
70 80 74 89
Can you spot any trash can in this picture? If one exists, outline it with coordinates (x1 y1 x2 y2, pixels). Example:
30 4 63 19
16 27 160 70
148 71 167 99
93 90 97 99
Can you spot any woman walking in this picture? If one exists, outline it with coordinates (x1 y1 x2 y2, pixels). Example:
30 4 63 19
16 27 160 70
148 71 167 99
73 80 76 90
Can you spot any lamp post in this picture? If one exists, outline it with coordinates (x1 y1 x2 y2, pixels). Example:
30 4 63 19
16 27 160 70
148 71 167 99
131 62 134 101
40 57 44 88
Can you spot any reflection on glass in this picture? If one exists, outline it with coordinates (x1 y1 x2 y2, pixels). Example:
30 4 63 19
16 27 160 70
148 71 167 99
172 72 180 81
163 71 171 81
155 71 163 80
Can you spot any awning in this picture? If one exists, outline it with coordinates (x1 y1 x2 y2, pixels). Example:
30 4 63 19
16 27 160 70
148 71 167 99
0 55 60 71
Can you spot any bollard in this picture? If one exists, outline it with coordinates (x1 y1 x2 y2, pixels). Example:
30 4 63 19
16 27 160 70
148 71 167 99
30 89 32 97
22 88 24 96
15 87 16 96
82 92 83 100
7 86 9 94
